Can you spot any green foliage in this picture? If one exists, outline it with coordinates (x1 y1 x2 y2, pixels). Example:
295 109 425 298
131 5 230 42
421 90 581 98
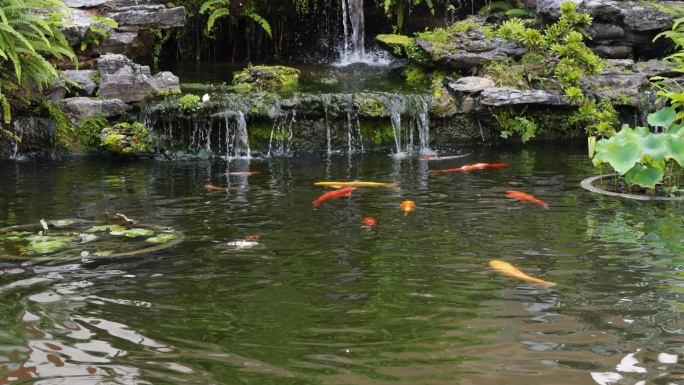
0 0 77 125
379 0 434 32
80 16 118 51
200 0 272 38
652 2 684 74
180 94 201 111
590 107 684 194
405 63 428 83
480 58 527 89
495 107 540 143
101 122 151 155
155 89 182 96
577 98 619 137
89 72 102 85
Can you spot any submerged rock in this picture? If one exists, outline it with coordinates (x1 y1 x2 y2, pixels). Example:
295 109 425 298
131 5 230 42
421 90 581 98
232 66 300 92
98 54 180 102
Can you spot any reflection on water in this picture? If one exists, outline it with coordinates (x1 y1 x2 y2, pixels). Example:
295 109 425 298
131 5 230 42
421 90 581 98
1 144 684 384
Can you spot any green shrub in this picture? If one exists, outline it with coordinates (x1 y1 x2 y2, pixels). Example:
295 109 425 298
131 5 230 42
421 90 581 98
180 94 201 111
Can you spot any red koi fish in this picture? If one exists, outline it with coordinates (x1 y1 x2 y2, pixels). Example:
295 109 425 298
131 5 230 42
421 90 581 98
313 188 355 207
364 217 376 227
245 235 259 241
505 190 548 209
431 163 509 173
228 171 260 175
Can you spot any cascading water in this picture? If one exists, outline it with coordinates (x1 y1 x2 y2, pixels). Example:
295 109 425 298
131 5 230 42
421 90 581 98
384 95 404 155
322 94 332 154
235 111 250 158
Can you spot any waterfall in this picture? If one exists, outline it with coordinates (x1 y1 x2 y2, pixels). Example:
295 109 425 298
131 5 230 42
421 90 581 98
268 110 295 157
640 90 667 128
382 95 404 155
415 97 432 155
235 111 250 158
338 0 365 64
322 94 332 153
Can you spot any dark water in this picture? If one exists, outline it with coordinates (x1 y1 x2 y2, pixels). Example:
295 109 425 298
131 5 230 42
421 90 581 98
1 144 684 384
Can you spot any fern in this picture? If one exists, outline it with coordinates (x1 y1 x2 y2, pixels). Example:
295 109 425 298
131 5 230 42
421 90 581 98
0 0 76 128
245 11 272 39
478 1 512 15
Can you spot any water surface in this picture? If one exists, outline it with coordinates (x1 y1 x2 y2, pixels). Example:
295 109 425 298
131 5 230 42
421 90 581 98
1 144 684 384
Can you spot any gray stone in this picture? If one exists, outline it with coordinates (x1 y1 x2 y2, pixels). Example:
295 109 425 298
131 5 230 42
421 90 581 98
606 59 634 71
415 27 508 69
107 5 186 30
97 32 139 54
581 68 650 102
492 38 528 59
591 45 632 59
63 0 114 7
59 70 99 97
634 59 679 78
56 97 132 125
586 23 624 39
622 2 678 31
448 76 496 93
98 54 179 102
460 97 475 113
480 87 569 106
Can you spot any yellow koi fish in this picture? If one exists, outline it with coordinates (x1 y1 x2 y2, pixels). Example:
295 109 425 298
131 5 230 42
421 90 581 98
314 182 397 188
489 260 556 287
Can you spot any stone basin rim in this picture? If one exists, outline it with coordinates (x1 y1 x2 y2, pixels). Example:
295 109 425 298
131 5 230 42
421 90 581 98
580 174 684 201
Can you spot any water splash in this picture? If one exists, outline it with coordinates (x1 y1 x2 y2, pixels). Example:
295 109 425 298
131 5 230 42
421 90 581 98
334 0 395 66
235 111 250 158
322 94 332 154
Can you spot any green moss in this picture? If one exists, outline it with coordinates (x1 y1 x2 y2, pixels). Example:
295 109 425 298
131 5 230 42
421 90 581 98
35 100 75 151
405 63 428 83
103 133 123 152
414 20 483 57
479 58 528 89
155 89 181 96
89 72 101 85
233 83 253 93
360 120 394 145
79 114 108 152
101 122 152 155
376 34 411 56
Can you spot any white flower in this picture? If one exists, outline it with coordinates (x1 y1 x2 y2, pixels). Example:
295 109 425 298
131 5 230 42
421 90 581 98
202 94 210 102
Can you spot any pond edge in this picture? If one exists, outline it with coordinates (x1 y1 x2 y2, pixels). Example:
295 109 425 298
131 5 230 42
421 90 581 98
580 174 684 201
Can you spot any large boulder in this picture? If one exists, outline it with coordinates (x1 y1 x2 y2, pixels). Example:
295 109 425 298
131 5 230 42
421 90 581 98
98 54 180 102
56 97 132 126
581 68 650 104
480 87 569 106
413 27 507 69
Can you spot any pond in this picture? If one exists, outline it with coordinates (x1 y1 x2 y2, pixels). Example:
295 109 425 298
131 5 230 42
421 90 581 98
1 143 684 384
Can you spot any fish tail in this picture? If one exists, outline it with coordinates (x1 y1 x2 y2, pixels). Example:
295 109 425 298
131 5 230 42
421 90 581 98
313 200 322 207
404 212 408 216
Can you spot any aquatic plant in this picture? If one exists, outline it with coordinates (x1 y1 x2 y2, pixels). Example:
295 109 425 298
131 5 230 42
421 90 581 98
180 94 201 111
590 107 684 194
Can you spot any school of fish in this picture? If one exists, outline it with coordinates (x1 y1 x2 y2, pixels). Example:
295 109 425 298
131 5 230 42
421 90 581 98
209 160 552 288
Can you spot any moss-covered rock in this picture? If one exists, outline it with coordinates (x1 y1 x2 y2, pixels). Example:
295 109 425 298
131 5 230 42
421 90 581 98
375 34 411 58
100 122 155 157
232 66 300 91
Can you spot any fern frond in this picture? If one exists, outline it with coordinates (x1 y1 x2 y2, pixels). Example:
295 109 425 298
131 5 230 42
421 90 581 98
245 11 272 39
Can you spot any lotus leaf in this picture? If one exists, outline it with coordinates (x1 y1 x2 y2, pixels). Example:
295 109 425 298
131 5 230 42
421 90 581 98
625 164 641 185
633 167 665 189
22 236 74 253
86 225 125 233
145 234 178 244
637 134 670 163
648 107 677 129
669 124 684 134
110 228 153 237
7 236 24 241
94 251 113 256
604 143 642 175
51 220 74 227
7 231 32 236
663 136 684 167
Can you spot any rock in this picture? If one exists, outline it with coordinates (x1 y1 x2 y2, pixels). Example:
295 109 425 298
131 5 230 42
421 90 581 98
106 5 186 31
606 59 634 71
622 2 678 31
480 87 569 106
413 27 507 69
448 76 496 93
52 70 99 97
100 122 156 157
634 59 679 78
492 38 528 59
586 23 624 40
98 54 180 102
591 45 632 59
581 68 650 102
375 34 411 58
63 0 114 7
232 65 300 91
56 97 132 125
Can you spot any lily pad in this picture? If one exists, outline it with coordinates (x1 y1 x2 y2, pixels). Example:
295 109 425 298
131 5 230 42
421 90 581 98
79 233 98 243
93 250 113 256
86 225 125 233
7 236 24 241
110 228 153 237
7 231 33 236
22 236 75 253
145 234 178 244
51 220 74 227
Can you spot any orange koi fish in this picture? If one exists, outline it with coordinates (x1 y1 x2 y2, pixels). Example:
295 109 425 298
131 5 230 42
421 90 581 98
364 217 376 227
431 163 509 173
313 188 355 207
228 171 260 175
400 201 415 216
245 235 259 241
314 182 396 188
204 184 237 191
489 260 556 287
505 190 548 209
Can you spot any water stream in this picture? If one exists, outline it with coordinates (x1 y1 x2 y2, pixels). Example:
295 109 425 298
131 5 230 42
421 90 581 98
1 144 684 384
